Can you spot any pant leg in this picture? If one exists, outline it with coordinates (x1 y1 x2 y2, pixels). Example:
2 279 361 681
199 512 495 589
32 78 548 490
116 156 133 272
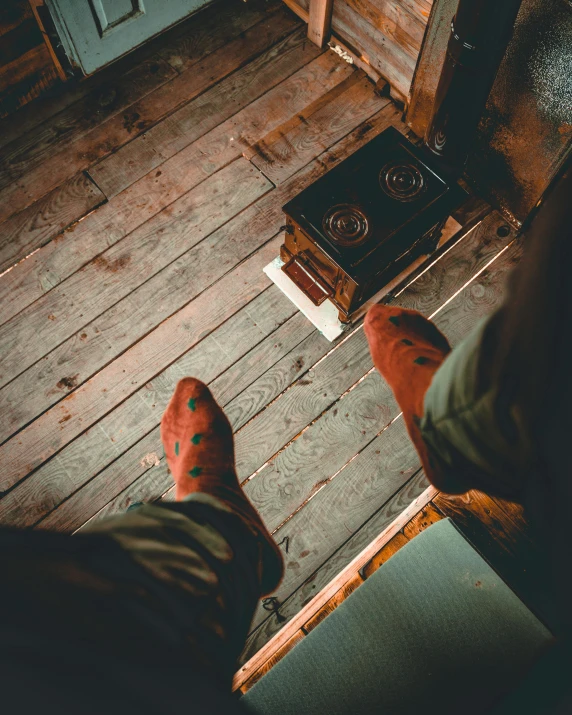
417 161 572 633
81 493 270 683
0 497 260 714
419 310 527 498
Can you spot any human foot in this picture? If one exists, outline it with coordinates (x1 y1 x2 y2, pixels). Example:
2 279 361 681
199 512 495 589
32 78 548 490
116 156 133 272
161 378 284 594
364 305 451 481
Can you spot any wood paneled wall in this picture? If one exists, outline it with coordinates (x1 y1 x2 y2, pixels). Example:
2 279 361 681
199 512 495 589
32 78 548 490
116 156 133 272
331 0 431 102
288 0 432 102
0 1 61 118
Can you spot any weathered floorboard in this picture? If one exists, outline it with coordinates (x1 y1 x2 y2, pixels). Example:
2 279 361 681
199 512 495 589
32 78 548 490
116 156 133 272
57 308 316 532
249 74 387 184
155 0 283 72
0 101 402 501
0 174 105 274
231 213 517 486
0 237 282 524
67 325 329 533
0 159 272 393
39 286 301 532
0 0 279 150
244 413 417 631
240 235 519 635
0 47 342 328
0 2 292 219
221 329 331 433
0 57 176 220
50 209 510 538
87 10 304 198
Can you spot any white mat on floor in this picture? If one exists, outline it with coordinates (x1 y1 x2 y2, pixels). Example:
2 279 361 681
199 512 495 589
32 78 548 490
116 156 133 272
263 257 345 342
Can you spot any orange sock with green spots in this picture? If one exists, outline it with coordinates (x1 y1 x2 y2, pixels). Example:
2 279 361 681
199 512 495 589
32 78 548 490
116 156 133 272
364 305 451 484
160 377 284 595
161 378 237 501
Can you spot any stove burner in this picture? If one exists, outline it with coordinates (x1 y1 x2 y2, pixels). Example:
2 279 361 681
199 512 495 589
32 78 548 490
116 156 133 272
380 162 425 202
322 204 369 246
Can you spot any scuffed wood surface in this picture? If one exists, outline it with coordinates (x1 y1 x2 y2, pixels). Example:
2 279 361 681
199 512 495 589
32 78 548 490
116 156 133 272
249 74 389 184
0 94 395 526
88 10 304 198
0 159 272 395
0 0 289 220
241 233 519 636
0 174 105 274
0 45 336 327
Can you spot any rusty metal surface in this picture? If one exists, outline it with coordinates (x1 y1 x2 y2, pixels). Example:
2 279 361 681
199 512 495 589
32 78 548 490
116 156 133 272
407 0 572 225
467 0 572 225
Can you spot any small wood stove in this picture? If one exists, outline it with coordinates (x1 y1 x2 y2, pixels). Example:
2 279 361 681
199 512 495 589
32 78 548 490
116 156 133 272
280 127 466 323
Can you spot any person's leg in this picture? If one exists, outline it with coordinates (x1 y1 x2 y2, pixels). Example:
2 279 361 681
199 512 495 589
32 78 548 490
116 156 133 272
364 304 454 489
159 377 283 596
364 297 527 498
82 378 284 683
364 161 572 505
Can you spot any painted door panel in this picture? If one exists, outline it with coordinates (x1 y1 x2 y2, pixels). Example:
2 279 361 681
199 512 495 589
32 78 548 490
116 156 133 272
47 0 211 75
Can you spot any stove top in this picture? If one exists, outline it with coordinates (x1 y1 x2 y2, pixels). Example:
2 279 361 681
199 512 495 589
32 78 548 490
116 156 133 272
280 126 466 322
283 126 462 279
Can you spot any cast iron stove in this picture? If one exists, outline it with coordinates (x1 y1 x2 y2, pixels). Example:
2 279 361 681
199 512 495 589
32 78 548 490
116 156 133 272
280 126 466 323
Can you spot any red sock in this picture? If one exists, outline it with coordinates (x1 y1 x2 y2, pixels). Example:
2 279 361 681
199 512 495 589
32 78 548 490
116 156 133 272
364 305 451 484
161 378 284 595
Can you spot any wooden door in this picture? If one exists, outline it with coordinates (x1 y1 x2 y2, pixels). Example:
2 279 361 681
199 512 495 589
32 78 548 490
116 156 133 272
46 0 212 75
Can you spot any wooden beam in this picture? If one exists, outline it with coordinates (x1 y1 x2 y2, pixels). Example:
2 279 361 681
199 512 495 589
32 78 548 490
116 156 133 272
308 0 334 48
27 0 68 81
239 630 306 693
282 0 309 23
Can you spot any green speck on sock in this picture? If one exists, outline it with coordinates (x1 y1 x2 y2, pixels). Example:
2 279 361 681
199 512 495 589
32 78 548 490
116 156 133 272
188 466 202 478
174 441 179 456
401 338 414 346
187 398 196 411
191 433 203 445
414 356 429 365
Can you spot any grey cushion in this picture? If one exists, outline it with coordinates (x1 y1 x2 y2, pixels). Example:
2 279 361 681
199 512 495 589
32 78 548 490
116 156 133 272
243 518 553 714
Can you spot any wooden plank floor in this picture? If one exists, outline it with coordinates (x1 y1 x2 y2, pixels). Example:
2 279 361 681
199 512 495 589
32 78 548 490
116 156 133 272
0 0 518 665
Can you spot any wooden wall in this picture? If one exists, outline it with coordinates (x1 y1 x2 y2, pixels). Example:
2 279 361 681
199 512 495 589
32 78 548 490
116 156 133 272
0 1 61 118
331 0 431 102
289 0 432 102
2 0 432 120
